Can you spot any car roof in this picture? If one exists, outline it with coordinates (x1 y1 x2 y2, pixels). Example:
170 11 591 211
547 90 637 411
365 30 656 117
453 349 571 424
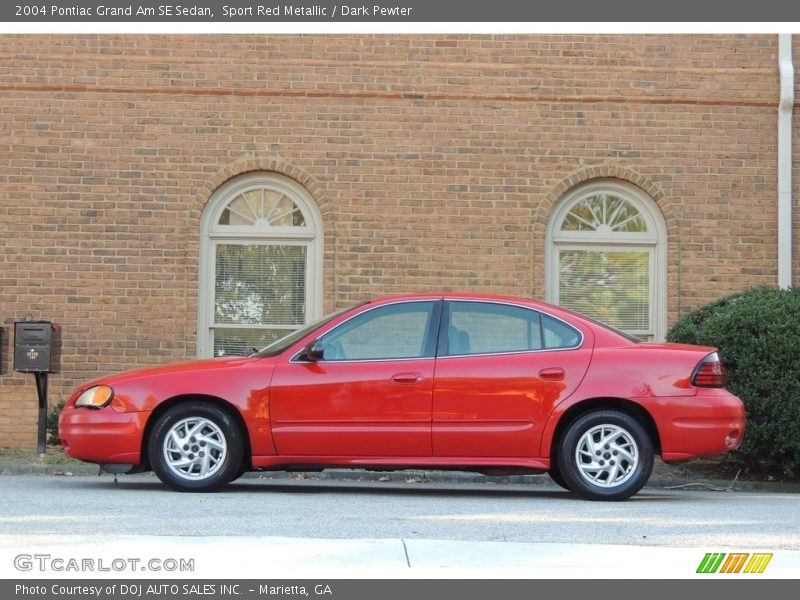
366 293 572 314
369 292 541 304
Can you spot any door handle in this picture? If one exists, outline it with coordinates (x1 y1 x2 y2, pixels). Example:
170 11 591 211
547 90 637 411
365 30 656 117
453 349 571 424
391 372 424 384
538 367 565 381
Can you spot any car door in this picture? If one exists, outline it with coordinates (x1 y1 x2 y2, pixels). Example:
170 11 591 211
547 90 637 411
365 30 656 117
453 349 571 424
269 300 441 457
432 300 593 458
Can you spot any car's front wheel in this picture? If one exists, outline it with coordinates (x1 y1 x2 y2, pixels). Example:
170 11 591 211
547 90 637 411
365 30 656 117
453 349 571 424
148 402 243 492
557 410 653 501
547 463 572 491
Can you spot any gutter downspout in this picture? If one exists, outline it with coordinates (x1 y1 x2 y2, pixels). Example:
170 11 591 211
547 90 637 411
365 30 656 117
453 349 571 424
778 34 793 290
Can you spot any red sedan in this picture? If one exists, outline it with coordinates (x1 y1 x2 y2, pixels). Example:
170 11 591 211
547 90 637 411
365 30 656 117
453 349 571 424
59 294 745 500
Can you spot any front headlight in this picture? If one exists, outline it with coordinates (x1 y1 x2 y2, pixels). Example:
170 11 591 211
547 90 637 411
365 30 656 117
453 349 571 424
74 385 114 409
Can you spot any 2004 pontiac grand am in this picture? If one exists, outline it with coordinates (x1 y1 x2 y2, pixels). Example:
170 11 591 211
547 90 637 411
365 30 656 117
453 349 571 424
59 293 745 500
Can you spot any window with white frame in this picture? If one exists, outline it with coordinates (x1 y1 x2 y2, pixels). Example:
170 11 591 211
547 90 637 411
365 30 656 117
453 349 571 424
546 180 666 341
198 173 323 357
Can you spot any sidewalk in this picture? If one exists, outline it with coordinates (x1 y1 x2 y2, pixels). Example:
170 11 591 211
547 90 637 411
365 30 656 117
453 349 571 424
1 533 798 578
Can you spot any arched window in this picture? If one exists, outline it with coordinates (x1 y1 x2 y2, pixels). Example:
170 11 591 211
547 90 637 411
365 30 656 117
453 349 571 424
198 173 323 357
546 180 666 341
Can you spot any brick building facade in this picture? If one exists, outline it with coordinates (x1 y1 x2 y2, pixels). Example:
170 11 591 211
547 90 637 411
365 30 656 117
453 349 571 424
0 34 797 447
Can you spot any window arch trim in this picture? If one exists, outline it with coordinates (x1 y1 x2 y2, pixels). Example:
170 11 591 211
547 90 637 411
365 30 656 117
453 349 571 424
205 174 319 239
550 179 663 245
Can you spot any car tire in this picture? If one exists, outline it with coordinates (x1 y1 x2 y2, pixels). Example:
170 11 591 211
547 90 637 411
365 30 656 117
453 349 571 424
547 463 572 491
228 462 250 484
557 410 653 501
148 402 244 492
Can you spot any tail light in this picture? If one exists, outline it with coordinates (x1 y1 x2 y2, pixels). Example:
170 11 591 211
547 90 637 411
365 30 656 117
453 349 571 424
692 352 725 388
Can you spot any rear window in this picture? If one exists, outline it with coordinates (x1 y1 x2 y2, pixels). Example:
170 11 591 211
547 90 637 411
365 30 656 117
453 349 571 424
554 306 641 343
443 301 582 356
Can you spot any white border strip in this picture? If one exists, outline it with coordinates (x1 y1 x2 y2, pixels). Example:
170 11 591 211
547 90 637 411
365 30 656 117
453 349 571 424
2 22 800 34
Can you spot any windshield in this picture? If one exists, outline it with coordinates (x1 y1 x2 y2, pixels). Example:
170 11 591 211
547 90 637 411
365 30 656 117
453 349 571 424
588 316 642 343
253 302 368 358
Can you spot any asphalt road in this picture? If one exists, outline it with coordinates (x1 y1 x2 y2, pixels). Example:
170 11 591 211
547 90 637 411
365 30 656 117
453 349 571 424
1 473 799 546
1 473 799 577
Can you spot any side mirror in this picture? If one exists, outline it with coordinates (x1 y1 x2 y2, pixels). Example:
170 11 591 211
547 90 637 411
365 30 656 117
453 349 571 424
303 340 325 362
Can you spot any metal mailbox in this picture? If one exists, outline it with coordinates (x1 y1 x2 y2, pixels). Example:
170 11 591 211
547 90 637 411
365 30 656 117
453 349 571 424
14 321 61 374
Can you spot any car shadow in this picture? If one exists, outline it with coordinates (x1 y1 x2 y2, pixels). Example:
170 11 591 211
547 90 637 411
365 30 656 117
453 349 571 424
65 474 678 502
231 480 576 500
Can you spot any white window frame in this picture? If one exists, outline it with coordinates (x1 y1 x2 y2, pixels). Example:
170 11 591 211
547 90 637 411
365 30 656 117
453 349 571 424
545 179 667 341
198 172 323 358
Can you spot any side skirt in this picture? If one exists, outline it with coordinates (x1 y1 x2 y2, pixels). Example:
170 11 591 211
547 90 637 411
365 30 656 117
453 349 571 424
250 455 550 474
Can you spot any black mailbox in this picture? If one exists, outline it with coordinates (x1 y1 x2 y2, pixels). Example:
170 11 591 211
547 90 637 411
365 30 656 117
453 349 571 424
14 321 61 374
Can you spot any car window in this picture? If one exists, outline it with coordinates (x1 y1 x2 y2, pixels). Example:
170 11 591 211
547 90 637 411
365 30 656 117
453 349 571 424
319 301 436 360
542 314 582 349
444 301 543 356
443 301 581 356
255 302 366 358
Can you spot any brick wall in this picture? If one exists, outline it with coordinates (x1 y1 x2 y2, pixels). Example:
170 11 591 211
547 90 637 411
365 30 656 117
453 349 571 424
0 34 788 447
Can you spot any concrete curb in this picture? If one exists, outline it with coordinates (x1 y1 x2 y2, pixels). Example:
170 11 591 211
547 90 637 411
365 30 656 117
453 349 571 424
2 459 799 493
0 460 99 476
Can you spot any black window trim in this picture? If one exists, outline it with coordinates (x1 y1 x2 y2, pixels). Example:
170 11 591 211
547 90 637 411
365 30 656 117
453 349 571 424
437 299 585 359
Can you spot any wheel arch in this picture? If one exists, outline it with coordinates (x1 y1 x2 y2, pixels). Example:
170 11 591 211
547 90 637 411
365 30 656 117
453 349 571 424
548 397 662 463
140 394 252 471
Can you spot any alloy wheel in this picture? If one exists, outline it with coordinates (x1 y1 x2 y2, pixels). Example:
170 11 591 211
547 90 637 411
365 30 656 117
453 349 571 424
162 416 228 481
574 424 639 488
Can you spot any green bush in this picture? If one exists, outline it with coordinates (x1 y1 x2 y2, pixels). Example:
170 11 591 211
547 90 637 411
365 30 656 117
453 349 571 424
46 400 65 447
667 286 800 477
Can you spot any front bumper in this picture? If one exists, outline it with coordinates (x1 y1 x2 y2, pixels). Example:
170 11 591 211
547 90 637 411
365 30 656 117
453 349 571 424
652 388 746 461
59 406 148 465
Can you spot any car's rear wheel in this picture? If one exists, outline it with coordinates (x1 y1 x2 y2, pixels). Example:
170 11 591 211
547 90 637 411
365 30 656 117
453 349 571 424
557 410 653 501
148 402 243 492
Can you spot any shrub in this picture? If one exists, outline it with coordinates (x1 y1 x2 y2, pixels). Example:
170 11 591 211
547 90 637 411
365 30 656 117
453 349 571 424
46 400 65 447
667 286 800 477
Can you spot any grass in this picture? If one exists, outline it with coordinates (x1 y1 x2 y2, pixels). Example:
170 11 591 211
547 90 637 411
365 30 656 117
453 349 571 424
0 446 83 465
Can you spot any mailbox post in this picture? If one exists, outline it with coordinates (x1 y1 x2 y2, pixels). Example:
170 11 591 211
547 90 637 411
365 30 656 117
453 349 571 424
14 321 61 454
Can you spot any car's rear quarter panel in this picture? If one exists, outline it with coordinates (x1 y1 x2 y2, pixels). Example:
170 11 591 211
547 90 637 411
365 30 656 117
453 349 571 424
539 343 744 459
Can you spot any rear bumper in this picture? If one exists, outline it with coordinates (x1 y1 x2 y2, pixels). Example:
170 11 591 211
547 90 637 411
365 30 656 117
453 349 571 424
59 406 147 465
652 389 745 461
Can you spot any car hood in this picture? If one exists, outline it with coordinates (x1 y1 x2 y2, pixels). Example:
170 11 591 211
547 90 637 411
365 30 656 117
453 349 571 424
77 356 265 390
